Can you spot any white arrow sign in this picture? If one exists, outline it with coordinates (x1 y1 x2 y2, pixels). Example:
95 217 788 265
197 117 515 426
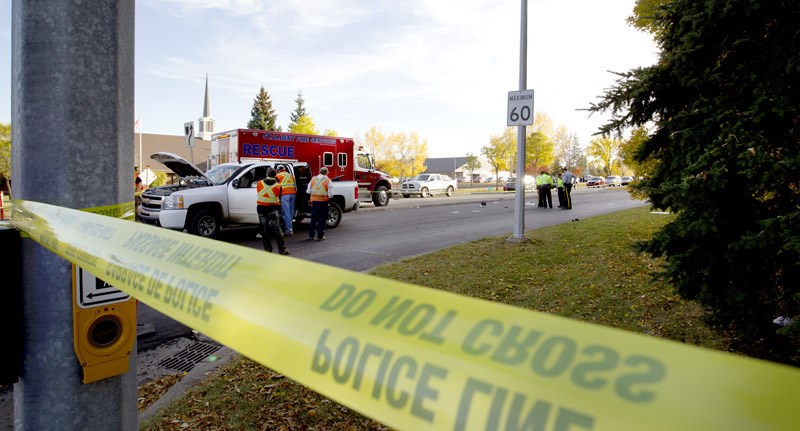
74 266 130 308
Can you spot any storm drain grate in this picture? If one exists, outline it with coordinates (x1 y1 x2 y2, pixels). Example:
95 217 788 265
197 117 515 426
158 341 222 373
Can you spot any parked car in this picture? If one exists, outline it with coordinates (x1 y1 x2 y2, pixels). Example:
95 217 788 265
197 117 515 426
503 178 534 192
400 173 457 198
606 175 622 187
621 176 633 186
586 176 606 187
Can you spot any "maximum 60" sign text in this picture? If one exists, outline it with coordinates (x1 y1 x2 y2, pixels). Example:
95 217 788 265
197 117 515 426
507 90 534 126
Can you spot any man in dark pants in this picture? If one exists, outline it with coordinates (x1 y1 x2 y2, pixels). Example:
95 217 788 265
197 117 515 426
556 173 565 208
562 168 577 209
256 168 289 255
536 170 554 208
307 166 333 241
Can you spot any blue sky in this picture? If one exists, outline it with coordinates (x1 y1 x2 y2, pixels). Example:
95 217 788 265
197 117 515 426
0 0 657 157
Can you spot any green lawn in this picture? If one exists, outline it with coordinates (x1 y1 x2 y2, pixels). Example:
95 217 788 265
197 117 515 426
140 206 732 430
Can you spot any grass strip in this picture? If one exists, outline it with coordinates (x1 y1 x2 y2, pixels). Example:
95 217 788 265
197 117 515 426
140 206 730 430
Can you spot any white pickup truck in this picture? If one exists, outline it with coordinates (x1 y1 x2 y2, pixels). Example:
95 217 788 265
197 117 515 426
137 152 359 238
400 173 457 198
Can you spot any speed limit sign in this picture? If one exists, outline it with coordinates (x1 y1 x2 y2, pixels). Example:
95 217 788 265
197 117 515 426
507 90 534 126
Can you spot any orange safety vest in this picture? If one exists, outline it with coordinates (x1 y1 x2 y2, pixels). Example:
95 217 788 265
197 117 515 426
256 180 281 207
276 171 296 195
309 175 331 202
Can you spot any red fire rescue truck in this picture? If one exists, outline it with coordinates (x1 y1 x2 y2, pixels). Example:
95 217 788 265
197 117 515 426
210 129 393 207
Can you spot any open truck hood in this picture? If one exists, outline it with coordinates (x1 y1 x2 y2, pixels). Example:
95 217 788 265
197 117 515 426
150 152 211 182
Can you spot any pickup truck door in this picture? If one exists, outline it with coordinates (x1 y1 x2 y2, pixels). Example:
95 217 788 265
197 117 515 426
430 175 442 190
228 166 266 224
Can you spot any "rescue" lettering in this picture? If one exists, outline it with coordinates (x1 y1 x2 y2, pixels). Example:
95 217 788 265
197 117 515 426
241 143 295 159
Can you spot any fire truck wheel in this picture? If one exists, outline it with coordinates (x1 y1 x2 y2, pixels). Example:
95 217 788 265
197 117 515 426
189 209 221 238
325 203 342 229
420 188 430 198
373 186 390 207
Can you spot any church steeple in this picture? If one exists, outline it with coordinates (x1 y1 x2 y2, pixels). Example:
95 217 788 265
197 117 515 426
197 74 215 140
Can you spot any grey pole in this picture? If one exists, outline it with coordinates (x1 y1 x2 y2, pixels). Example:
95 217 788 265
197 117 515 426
510 0 528 242
12 1 137 429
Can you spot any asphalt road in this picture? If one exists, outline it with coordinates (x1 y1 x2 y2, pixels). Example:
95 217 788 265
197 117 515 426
136 186 645 351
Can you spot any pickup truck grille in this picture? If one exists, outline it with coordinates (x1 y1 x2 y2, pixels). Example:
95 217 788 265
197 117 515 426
137 189 170 224
140 194 164 211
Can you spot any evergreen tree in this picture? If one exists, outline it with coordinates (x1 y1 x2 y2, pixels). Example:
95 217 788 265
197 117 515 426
591 0 800 362
247 86 281 131
289 91 308 126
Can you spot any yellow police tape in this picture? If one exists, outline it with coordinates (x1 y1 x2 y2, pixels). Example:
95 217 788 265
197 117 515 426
10 199 800 430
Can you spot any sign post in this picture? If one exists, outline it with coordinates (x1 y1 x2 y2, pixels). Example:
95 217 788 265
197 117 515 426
507 0 531 243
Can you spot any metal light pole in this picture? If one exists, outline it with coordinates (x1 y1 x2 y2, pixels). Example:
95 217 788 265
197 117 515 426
510 0 529 242
12 0 138 428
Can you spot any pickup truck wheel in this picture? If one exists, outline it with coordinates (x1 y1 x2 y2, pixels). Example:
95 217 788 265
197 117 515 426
325 202 342 229
373 186 390 207
420 188 430 198
189 209 220 238
402 193 410 198
445 186 455 197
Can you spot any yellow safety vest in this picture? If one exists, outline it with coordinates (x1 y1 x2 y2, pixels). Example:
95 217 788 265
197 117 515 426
256 180 281 207
310 176 331 202
277 171 296 195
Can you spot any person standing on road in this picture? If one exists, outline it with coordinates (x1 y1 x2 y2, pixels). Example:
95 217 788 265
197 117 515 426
556 173 565 208
562 168 576 210
307 166 333 241
536 170 554 208
536 172 546 207
276 165 296 236
134 175 144 206
256 168 289 255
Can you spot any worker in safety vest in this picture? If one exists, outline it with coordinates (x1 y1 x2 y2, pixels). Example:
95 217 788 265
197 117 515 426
556 173 566 208
306 166 333 241
276 165 296 236
536 170 554 208
256 168 289 255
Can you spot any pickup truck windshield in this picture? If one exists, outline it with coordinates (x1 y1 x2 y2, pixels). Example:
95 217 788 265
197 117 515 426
416 174 431 181
204 164 241 185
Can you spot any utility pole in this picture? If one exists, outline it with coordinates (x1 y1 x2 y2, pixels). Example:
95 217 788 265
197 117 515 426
508 0 530 243
12 1 138 429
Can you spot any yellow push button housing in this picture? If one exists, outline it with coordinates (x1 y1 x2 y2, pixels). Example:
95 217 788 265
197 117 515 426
72 266 136 384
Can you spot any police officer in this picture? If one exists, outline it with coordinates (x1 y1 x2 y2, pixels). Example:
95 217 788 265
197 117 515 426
536 170 554 208
562 168 577 209
256 168 289 255
556 173 565 208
